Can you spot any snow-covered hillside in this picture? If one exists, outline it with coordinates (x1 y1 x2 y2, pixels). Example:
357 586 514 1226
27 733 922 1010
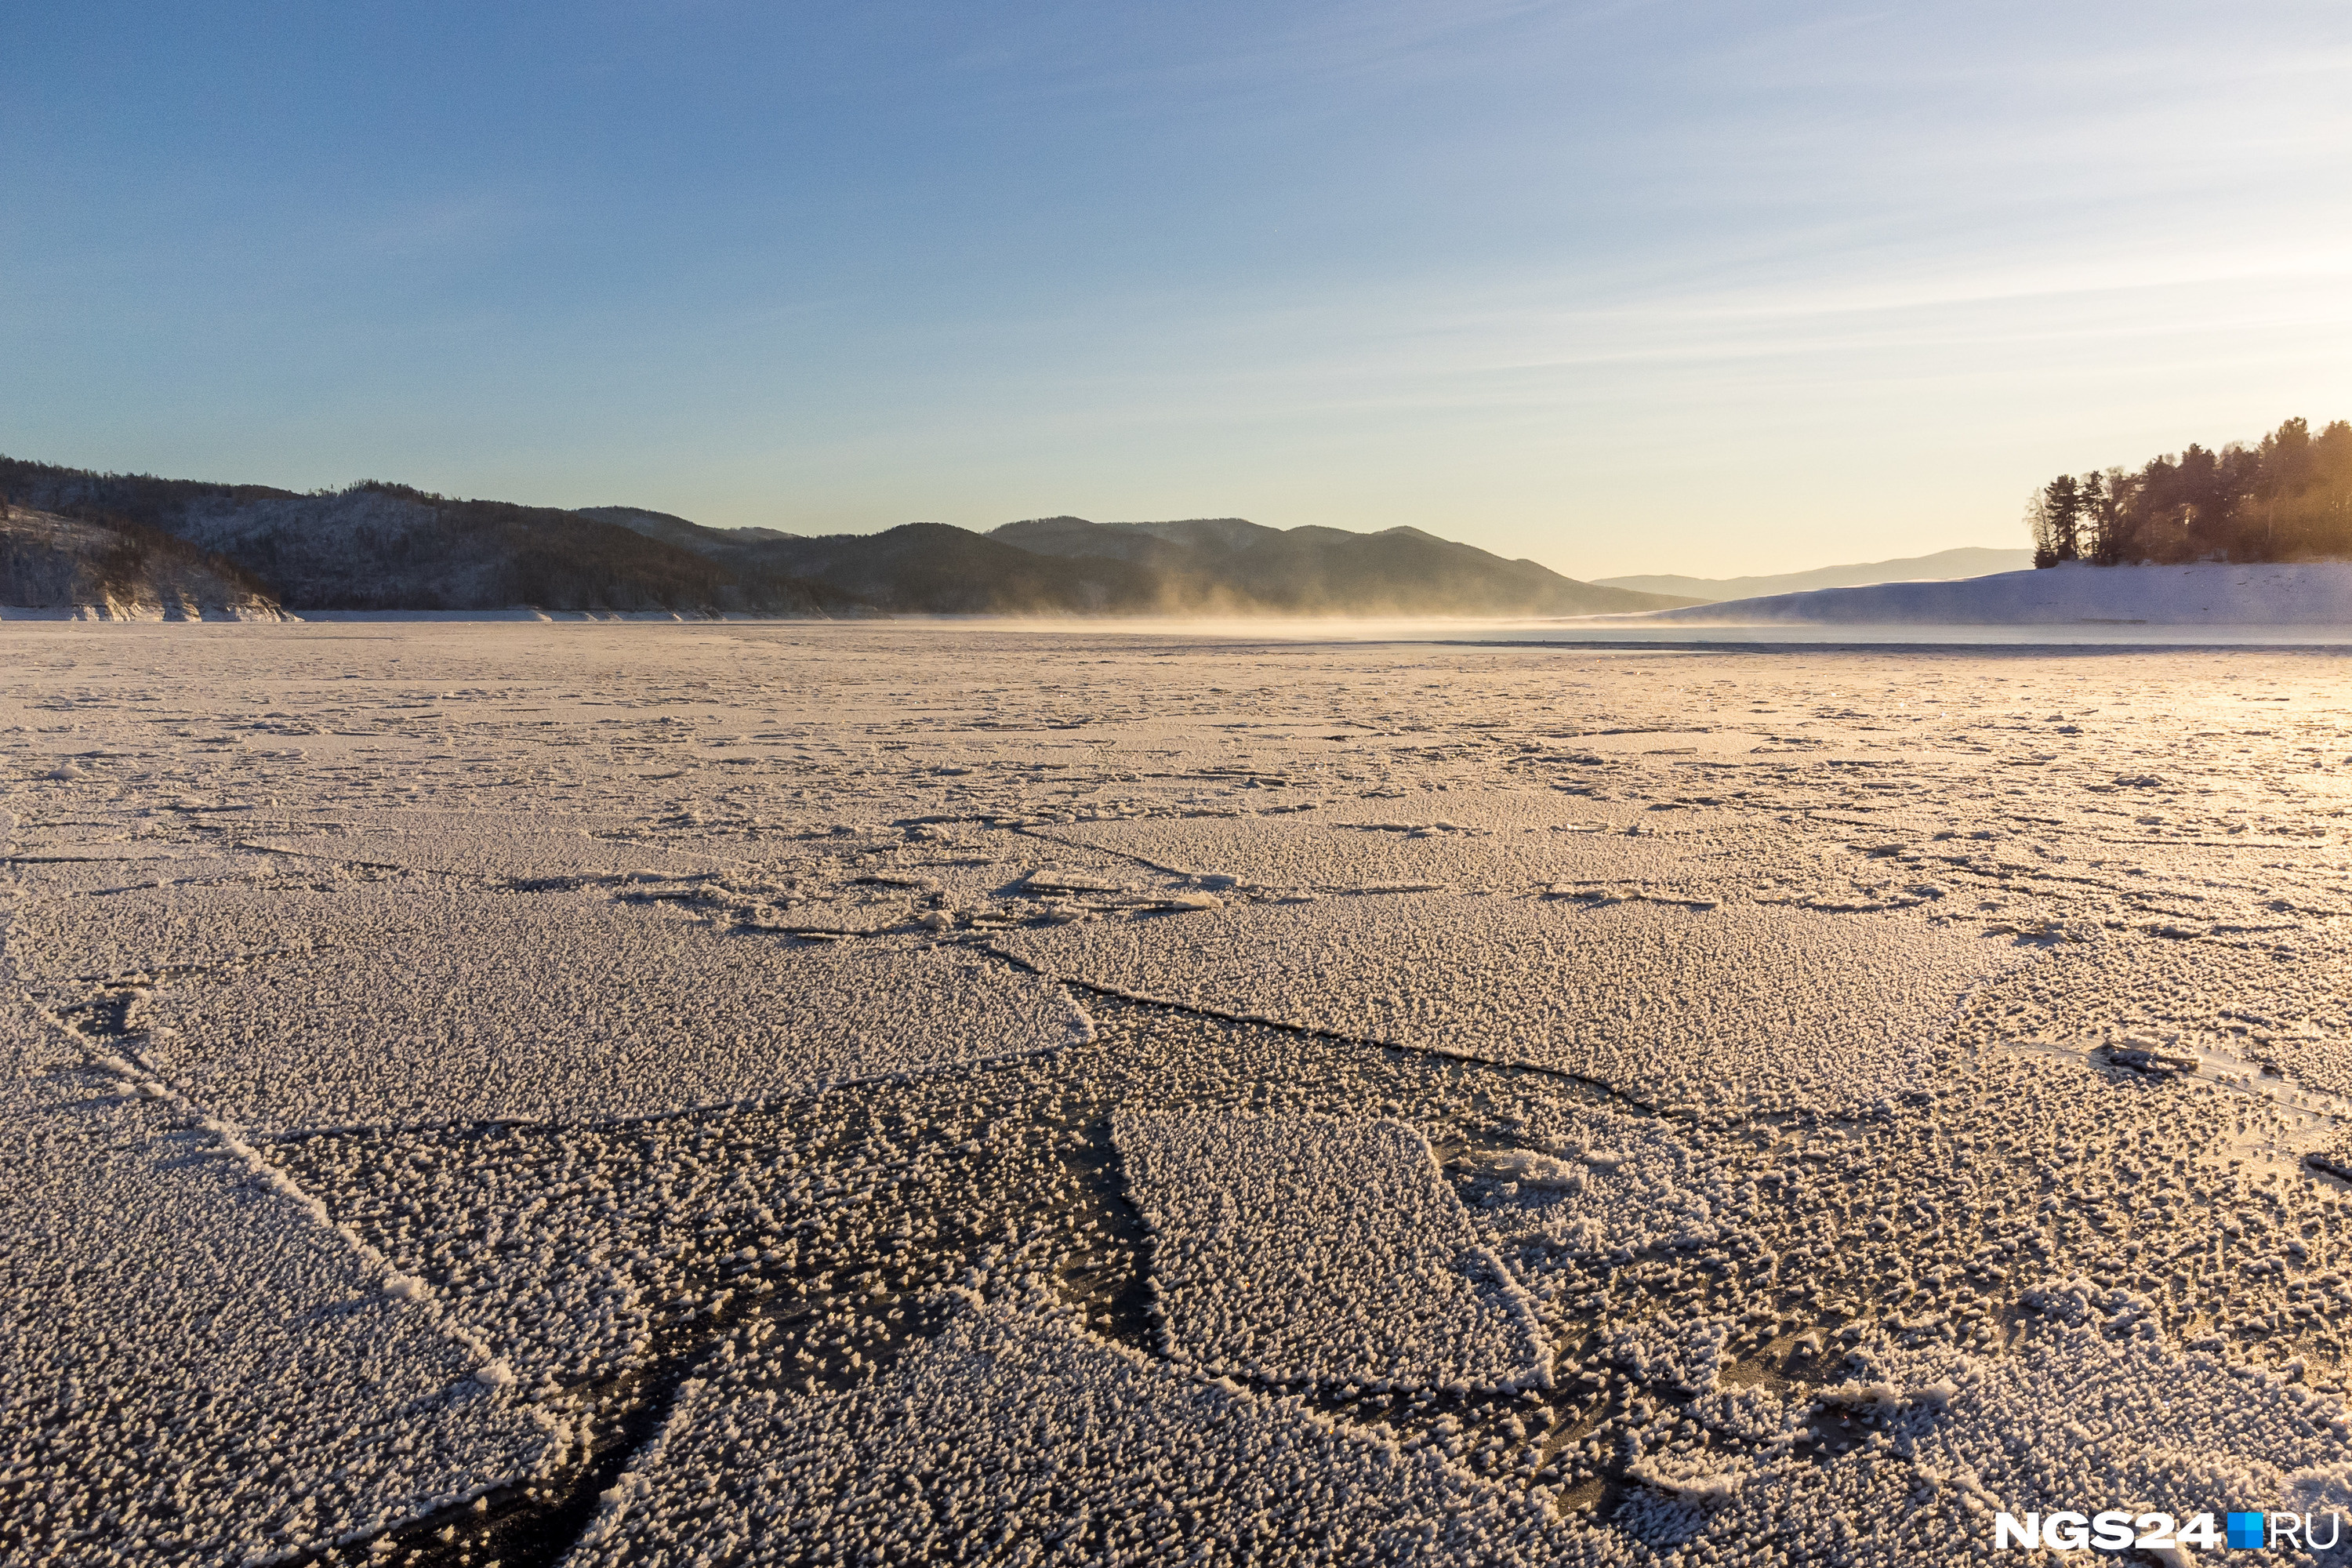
1641 560 2352 626
0 463 860 615
0 507 284 621
1596 545 2034 602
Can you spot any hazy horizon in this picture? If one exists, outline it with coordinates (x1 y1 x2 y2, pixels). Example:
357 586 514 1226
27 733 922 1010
5 2 2348 579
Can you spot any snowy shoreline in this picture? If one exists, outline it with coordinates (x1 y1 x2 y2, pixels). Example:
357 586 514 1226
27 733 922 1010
1627 560 2352 627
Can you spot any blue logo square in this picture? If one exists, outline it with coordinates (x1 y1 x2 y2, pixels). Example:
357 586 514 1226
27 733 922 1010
2227 1512 2266 1548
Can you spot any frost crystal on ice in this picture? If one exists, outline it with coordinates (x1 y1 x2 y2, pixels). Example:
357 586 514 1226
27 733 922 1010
1117 1109 1552 1392
6 623 2350 1566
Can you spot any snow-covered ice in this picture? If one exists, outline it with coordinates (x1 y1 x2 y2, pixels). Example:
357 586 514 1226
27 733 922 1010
1002 898 2020 1113
1116 1109 1550 1391
4 622 2349 1564
560 1299 1583 1568
242 819 739 884
1458 1105 1704 1256
113 887 1088 1131
1607 1290 2352 1565
0 995 555 1563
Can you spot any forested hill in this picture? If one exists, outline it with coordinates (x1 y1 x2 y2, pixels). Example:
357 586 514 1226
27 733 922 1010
0 459 859 615
0 456 1686 617
2028 416 2352 568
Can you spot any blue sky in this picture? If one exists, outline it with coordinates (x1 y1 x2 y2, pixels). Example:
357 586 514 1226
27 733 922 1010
5 2 2348 577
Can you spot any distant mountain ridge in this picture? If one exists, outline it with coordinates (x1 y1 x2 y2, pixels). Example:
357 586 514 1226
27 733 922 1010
0 455 1688 617
965 515 1680 616
1636 561 2352 626
1007 516 1285 560
577 506 800 551
0 459 860 616
570 509 1681 615
1596 546 2032 604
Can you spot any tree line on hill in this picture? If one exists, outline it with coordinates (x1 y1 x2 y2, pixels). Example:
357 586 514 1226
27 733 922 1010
1 498 280 614
2028 416 2352 568
0 461 859 615
0 455 1686 617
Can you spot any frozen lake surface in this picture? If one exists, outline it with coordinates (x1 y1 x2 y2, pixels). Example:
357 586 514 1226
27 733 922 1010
4 622 2350 1565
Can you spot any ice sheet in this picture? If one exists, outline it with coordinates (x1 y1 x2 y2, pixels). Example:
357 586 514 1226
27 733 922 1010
561 1301 1585 1568
4 622 2347 1566
1003 897 2024 1112
0 1001 555 1563
121 887 1090 1131
1116 1109 1550 1391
